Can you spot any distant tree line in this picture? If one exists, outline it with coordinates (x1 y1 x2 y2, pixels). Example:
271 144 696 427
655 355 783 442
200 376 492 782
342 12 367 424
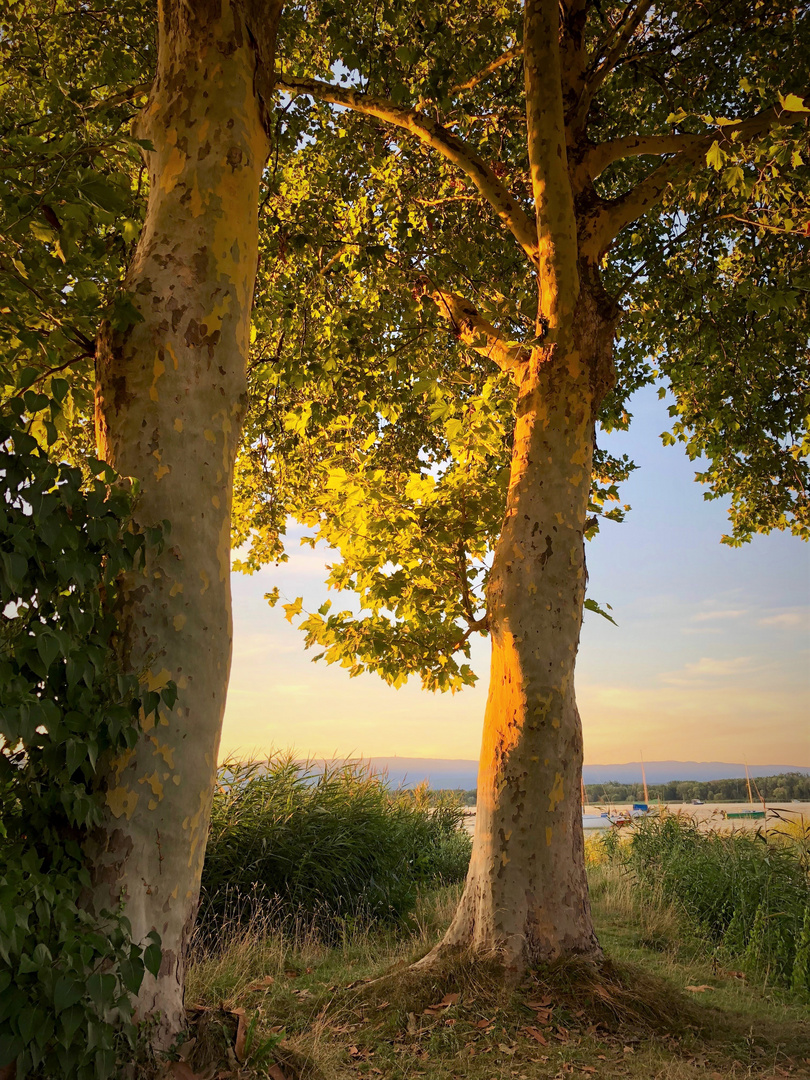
584 774 810 804
430 774 810 807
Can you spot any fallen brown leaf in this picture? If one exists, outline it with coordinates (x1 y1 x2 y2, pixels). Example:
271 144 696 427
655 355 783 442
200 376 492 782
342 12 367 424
523 1026 548 1045
424 991 460 1015
231 1008 248 1063
168 1065 203 1080
526 997 552 1009
245 975 275 992
685 985 715 993
176 1038 196 1061
475 1018 492 1030
497 1043 516 1055
267 1065 288 1080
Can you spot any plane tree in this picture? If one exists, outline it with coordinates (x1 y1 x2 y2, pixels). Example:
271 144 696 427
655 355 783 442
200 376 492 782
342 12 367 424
1 0 283 1055
235 0 809 969
0 1 807 1067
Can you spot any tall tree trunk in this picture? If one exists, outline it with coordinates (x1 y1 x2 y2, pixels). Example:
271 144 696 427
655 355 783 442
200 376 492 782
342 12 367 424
88 0 279 1045
425 291 615 969
420 0 617 971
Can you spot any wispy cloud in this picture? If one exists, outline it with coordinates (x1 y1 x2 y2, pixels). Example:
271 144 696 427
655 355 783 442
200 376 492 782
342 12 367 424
659 655 757 685
758 612 804 628
691 609 747 623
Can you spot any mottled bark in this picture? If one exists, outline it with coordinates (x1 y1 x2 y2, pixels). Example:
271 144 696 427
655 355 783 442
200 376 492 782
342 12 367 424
423 288 616 967
88 0 279 1045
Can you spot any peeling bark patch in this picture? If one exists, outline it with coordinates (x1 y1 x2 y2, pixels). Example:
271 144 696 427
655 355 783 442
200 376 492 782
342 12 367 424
539 534 553 566
106 786 140 820
548 772 564 812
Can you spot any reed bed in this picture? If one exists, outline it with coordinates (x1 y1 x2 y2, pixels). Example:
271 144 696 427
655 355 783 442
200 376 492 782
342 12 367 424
198 755 471 940
603 813 810 993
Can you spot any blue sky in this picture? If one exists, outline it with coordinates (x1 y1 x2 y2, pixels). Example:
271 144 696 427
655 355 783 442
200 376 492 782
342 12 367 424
221 384 810 767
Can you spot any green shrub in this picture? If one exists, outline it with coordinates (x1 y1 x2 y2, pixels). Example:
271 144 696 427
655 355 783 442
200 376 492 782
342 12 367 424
0 397 172 1078
198 757 471 936
624 815 810 992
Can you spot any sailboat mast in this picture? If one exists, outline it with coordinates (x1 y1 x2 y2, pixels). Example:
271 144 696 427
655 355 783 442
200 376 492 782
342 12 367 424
745 761 754 806
641 752 649 804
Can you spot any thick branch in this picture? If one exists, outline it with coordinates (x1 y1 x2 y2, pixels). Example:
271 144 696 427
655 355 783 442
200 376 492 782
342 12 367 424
585 101 810 257
584 131 703 178
524 0 580 327
450 45 523 94
415 278 531 374
275 74 539 264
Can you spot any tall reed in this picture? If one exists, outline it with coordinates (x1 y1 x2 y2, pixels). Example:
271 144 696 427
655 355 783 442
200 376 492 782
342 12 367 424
623 814 810 992
198 755 471 939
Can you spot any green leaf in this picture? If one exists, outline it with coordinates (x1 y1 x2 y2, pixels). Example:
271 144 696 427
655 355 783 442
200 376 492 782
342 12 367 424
53 976 84 1014
584 598 618 626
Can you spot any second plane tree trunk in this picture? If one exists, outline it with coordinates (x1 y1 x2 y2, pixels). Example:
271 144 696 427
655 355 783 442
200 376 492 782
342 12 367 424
426 290 616 968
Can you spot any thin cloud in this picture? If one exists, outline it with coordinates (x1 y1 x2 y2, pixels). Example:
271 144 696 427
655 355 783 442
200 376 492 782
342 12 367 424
691 609 747 623
659 655 757 685
758 612 804 628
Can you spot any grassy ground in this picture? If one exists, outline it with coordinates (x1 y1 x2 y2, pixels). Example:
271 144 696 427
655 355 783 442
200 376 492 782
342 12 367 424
181 867 810 1080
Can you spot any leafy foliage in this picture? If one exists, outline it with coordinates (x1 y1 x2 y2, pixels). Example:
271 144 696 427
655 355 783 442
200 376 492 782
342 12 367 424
622 815 810 994
0 396 170 1079
199 756 471 938
0 0 153 460
231 0 809 691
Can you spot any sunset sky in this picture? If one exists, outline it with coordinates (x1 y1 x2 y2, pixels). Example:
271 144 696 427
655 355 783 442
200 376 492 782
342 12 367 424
220 384 810 767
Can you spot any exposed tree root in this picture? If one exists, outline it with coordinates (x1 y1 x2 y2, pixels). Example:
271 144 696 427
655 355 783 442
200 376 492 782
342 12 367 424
346 947 702 1040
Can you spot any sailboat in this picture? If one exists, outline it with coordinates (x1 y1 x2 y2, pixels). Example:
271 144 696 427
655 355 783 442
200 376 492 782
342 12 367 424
581 774 611 830
727 761 766 820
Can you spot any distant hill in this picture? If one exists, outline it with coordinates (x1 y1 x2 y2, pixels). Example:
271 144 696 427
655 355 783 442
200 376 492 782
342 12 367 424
345 757 810 790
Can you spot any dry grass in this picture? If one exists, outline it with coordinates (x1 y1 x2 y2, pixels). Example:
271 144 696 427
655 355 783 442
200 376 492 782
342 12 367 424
179 873 810 1079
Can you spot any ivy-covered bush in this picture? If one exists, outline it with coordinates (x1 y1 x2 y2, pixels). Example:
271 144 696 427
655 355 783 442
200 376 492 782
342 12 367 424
0 394 170 1079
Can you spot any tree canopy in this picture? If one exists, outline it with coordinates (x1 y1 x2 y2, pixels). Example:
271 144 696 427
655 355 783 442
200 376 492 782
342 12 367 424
1 0 808 1067
228 0 809 689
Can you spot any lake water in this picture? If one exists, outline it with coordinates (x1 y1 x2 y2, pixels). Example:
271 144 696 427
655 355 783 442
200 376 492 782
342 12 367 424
460 802 810 836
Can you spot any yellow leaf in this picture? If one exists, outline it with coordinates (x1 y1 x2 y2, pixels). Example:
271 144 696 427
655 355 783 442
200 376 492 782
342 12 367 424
779 92 809 113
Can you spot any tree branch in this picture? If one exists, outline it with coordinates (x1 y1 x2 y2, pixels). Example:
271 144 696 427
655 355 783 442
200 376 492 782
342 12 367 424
450 45 523 94
584 99 810 257
455 539 488 631
275 73 539 265
524 0 580 326
414 277 531 374
584 131 703 178
575 0 654 127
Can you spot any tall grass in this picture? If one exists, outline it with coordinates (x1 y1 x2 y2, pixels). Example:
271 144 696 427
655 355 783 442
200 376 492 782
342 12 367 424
198 756 471 939
620 814 810 993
